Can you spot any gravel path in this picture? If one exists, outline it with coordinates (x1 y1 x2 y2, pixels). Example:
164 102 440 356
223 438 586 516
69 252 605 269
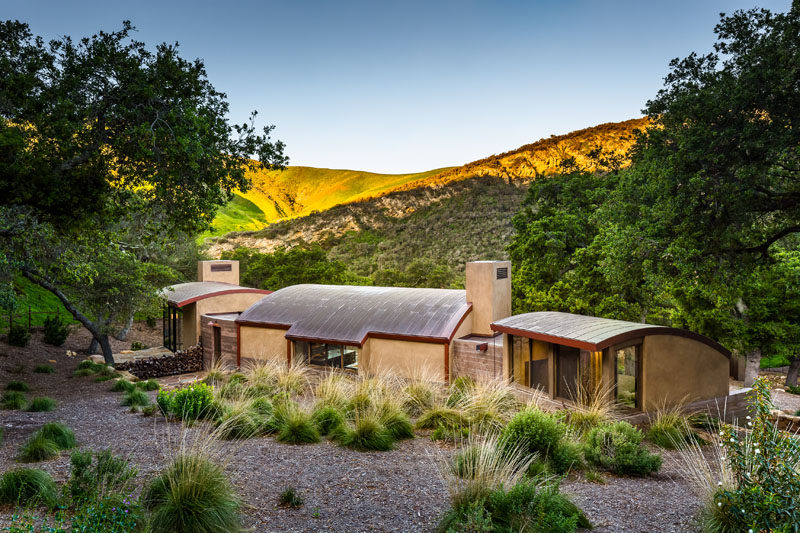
0 326 726 532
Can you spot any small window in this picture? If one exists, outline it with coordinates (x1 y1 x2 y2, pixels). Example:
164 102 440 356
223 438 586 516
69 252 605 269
496 267 508 279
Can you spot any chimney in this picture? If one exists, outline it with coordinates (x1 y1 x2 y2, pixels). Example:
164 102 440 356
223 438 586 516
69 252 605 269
197 260 239 285
465 261 511 336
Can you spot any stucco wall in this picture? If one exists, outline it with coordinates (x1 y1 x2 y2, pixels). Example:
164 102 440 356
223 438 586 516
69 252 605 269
197 260 239 285
238 326 288 367
365 338 446 381
642 335 729 410
465 261 511 335
180 293 265 348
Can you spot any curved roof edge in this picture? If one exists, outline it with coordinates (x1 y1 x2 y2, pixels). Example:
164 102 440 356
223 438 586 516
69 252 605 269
491 313 731 359
164 282 271 308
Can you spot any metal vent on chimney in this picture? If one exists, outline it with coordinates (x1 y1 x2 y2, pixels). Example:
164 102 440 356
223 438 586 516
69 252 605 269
210 264 232 272
496 267 508 280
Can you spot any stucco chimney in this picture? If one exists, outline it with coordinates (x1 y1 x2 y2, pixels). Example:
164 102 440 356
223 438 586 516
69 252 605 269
465 261 511 336
197 260 239 285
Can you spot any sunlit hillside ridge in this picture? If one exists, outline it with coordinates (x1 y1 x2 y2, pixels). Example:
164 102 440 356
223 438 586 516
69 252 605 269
204 117 649 238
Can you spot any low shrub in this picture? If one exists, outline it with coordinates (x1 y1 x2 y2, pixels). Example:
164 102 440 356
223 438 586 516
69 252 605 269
94 373 120 382
43 315 69 346
250 396 273 416
136 379 160 391
446 375 476 407
69 493 141 532
278 486 304 508
501 408 566 460
1 390 26 410
0 468 58 508
67 449 138 504
111 379 136 393
7 324 30 347
37 422 77 449
550 439 585 474
338 417 393 451
34 364 55 374
77 360 96 370
584 421 661 476
6 380 30 392
402 381 436 416
142 453 241 533
431 424 470 442
705 378 800 531
646 402 694 449
146 315 157 328
312 405 346 436
171 383 214 420
27 396 57 412
18 433 60 462
276 408 320 445
73 368 95 377
156 389 173 415
130 341 147 351
121 389 150 407
215 401 272 440
416 406 469 430
142 404 158 417
381 409 414 440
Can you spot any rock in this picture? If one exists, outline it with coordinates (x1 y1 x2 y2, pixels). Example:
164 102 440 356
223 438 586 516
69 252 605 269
89 354 105 364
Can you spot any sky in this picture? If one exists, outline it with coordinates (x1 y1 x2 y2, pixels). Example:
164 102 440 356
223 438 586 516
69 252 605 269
3 0 792 173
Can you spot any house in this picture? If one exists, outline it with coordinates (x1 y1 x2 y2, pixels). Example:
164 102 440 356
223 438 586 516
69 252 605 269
162 260 270 352
490 312 731 410
184 259 732 411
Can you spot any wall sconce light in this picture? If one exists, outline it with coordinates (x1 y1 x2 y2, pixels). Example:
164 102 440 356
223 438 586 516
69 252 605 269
476 343 488 352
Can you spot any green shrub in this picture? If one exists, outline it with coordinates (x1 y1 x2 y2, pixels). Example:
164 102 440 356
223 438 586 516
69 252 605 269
0 468 58 508
67 449 138 504
74 368 95 377
1 390 26 409
278 486 304 508
18 433 60 462
584 421 661 476
708 378 800 531
501 409 566 459
6 380 30 392
37 422 76 449
142 454 241 533
121 389 150 407
34 364 55 374
136 379 160 391
146 315 157 328
27 396 57 412
437 480 590 533
215 404 271 440
43 315 69 346
551 440 585 474
142 404 158 417
786 385 800 395
276 409 321 445
130 341 147 351
77 360 96 370
402 382 436 416
7 324 30 347
312 405 346 436
157 389 173 415
431 424 470 442
171 383 214 420
338 417 393 451
94 373 120 382
382 409 414 440
111 379 136 393
647 424 685 449
69 493 141 532
416 406 469 430
250 396 273 416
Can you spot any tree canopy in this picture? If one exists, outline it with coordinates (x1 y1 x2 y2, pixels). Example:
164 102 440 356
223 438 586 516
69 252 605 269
0 20 287 362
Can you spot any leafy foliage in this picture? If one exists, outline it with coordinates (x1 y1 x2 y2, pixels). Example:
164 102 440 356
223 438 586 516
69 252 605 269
584 421 661 476
43 315 69 346
501 409 566 460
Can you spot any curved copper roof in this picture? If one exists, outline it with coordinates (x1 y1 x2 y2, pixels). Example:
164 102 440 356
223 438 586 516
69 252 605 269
236 284 471 346
163 282 271 307
491 311 730 357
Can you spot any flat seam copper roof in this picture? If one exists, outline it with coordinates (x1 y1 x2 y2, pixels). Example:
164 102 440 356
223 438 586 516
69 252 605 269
236 284 471 346
491 311 730 357
163 282 271 307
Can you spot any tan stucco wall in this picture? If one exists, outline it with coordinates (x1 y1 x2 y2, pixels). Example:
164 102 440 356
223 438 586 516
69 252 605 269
641 335 729 410
197 260 239 285
365 338 446 381
238 326 287 365
465 261 511 335
179 293 265 348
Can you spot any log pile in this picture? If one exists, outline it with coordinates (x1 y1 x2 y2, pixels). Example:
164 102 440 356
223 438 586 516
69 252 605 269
116 345 203 379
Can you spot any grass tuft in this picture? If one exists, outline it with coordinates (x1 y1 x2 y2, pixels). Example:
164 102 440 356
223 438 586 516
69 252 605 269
136 379 160 391
278 486 304 508
111 379 136 393
34 364 55 374
338 415 393 451
1 390 26 410
0 468 58 508
27 396 57 412
121 389 150 407
6 380 30 392
276 405 321 445
37 422 76 450
18 433 60 462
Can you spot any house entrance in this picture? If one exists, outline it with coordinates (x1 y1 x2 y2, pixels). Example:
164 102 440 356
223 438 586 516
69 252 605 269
556 345 580 399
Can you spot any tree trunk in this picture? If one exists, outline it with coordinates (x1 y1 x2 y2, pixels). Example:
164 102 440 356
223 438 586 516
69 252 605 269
88 337 99 354
743 348 762 388
115 314 134 341
20 268 115 366
786 357 800 388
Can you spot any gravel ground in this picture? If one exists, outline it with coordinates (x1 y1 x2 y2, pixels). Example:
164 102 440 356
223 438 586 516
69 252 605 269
4 325 781 532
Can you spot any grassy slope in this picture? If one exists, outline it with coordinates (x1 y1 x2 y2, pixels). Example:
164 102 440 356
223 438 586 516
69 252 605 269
3 277 75 332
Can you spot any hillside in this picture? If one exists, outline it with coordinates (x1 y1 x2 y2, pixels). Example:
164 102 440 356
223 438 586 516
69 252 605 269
205 117 649 238
205 176 528 282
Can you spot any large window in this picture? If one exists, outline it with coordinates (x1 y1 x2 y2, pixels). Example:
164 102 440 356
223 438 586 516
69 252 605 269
615 344 641 409
163 305 182 352
509 335 549 394
295 342 357 371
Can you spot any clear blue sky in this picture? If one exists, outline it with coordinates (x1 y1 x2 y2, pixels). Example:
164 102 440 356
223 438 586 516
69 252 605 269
4 0 791 173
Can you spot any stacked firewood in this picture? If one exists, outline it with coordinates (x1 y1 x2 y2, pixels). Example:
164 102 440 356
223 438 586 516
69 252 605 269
116 345 203 379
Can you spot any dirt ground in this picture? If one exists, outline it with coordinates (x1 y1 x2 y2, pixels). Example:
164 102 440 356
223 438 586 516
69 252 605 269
0 324 771 532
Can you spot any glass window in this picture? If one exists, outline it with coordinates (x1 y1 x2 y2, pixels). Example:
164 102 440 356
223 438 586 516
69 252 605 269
616 345 639 408
306 342 358 371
